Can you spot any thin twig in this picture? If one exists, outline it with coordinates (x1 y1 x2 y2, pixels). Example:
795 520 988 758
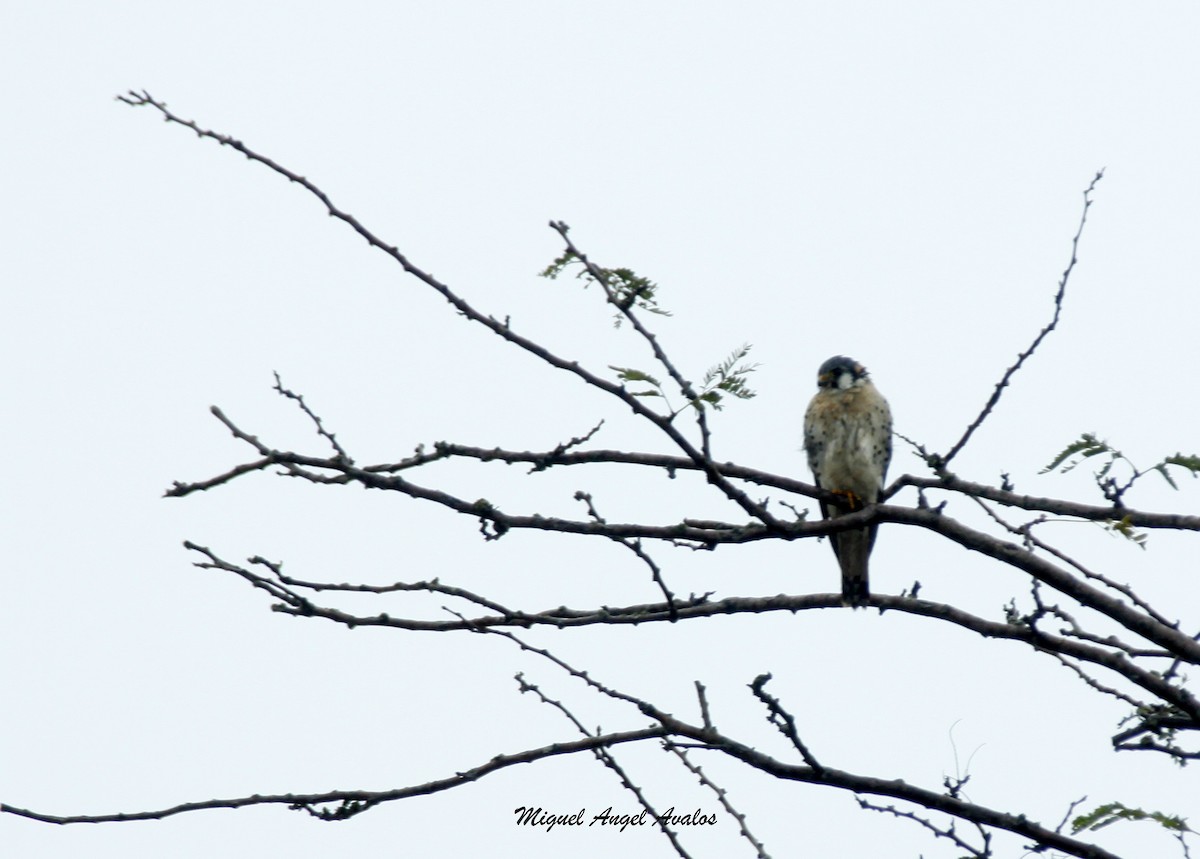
0 726 667 824
936 171 1104 471
273 372 350 461
516 673 693 859
748 674 823 772
576 490 678 619
665 741 772 859
859 798 991 858
117 90 783 533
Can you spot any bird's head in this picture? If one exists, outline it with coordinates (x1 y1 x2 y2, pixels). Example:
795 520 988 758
815 355 869 391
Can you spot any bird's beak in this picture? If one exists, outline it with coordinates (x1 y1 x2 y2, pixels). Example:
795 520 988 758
817 371 833 388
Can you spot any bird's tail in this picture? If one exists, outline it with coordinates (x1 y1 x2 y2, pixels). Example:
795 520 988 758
835 526 873 607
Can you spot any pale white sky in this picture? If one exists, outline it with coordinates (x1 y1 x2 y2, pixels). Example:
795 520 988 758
3 3 1199 857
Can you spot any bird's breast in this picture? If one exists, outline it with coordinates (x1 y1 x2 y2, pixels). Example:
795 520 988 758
808 389 885 500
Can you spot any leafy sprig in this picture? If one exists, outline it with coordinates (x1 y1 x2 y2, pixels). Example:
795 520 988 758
697 344 759 410
1042 433 1200 502
541 250 671 326
1072 800 1191 836
611 344 758 417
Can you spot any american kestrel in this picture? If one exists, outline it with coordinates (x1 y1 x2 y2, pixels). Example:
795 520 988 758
803 355 893 606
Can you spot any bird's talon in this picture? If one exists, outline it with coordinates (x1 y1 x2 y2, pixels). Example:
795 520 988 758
832 488 863 511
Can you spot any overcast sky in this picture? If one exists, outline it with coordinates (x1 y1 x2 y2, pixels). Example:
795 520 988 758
3 3 1199 857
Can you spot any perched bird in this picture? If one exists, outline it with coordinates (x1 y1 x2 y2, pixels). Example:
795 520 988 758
803 356 893 606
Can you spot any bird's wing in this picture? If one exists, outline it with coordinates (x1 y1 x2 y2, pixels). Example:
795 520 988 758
802 400 834 524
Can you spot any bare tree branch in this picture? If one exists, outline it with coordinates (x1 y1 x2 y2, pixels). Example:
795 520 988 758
575 489 680 618
95 91 1200 856
516 673 694 858
451 616 1131 859
665 742 772 859
933 170 1104 471
749 674 823 772
117 89 784 534
183 539 1200 729
858 797 992 858
894 473 1200 531
0 727 668 825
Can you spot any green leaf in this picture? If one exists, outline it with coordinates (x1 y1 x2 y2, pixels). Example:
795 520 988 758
698 343 760 405
539 250 579 280
702 344 748 385
1154 462 1179 490
1106 516 1147 549
609 365 667 405
1072 801 1191 835
604 266 672 324
609 365 662 387
1040 433 1110 474
1163 453 1200 477
542 251 673 325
